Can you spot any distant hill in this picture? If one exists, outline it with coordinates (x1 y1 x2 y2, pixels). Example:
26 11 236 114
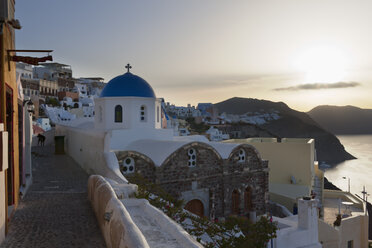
214 97 355 165
308 105 372 134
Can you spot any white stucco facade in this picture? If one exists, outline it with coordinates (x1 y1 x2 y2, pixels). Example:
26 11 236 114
94 97 162 131
271 199 322 248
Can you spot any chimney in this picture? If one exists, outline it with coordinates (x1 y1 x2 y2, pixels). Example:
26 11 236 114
298 197 318 230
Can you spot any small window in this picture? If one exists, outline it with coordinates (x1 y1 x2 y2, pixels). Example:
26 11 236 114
140 105 146 122
121 157 135 174
188 148 196 167
115 105 123 123
238 149 245 162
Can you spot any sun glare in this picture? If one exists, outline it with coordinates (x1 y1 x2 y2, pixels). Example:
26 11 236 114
293 46 349 83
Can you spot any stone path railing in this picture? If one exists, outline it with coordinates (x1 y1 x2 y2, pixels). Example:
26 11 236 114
88 175 149 248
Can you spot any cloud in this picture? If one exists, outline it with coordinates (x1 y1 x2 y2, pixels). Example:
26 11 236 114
274 82 360 91
155 72 299 90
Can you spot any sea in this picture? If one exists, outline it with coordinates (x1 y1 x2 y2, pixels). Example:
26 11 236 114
324 135 372 198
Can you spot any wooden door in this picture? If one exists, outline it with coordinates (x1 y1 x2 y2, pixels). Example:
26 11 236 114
231 190 240 215
244 187 252 212
185 199 204 217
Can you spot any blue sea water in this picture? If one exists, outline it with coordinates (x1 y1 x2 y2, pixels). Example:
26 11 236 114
325 135 372 197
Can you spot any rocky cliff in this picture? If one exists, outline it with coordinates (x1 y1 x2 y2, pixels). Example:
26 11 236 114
308 105 372 134
215 97 355 165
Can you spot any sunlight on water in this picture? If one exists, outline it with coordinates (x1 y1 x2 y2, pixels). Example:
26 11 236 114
325 135 372 197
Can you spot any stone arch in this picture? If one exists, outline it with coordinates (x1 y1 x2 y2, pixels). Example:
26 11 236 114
184 199 204 217
228 144 263 165
161 141 223 167
115 150 156 182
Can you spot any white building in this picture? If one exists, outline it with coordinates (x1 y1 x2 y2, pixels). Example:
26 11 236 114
33 62 72 80
36 118 51 131
319 190 369 247
16 62 33 79
165 103 201 118
74 82 88 98
271 198 322 248
206 126 229 141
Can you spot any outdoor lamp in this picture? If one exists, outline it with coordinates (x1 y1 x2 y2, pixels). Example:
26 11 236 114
26 100 35 113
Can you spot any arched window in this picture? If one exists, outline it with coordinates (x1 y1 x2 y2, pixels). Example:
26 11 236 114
244 187 252 211
121 157 135 174
238 148 245 162
140 105 146 122
188 148 196 167
232 189 240 215
115 105 123 123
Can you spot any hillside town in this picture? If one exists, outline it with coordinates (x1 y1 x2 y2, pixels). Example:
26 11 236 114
0 1 370 248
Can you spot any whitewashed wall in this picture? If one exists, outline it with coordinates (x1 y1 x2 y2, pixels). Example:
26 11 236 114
94 97 162 131
270 199 322 248
55 125 126 183
31 128 55 147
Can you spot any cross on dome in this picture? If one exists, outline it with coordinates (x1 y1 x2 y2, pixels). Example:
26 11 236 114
125 63 132 73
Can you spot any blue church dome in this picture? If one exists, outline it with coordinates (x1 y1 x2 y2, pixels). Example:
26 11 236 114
100 71 156 98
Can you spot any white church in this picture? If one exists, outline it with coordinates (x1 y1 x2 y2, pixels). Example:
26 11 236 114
55 65 322 248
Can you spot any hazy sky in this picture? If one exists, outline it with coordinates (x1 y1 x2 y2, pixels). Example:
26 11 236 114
15 0 372 111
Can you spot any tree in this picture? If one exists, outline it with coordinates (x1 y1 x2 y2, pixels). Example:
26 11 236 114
45 97 61 107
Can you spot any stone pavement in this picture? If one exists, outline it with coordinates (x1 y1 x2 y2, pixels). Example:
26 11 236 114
125 204 180 248
0 145 106 248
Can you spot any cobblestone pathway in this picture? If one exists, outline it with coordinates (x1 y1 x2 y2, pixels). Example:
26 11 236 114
0 146 106 248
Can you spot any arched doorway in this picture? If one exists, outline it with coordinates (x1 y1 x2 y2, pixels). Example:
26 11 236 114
185 199 204 217
244 187 252 212
231 189 240 215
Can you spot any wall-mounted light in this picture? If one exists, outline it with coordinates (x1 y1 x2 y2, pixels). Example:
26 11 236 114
23 100 35 113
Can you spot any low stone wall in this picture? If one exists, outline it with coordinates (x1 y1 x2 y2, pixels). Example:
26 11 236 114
88 175 149 248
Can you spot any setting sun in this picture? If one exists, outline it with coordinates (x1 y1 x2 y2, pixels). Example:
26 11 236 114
293 46 349 83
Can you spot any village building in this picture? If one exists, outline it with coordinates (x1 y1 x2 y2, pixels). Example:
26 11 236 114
20 78 39 98
206 126 230 141
33 62 72 80
77 77 105 96
318 189 369 247
16 62 33 79
224 138 324 215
